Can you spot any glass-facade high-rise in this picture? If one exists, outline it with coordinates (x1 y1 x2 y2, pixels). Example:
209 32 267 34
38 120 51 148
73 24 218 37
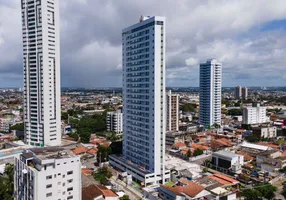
21 0 61 146
122 16 166 183
199 59 222 126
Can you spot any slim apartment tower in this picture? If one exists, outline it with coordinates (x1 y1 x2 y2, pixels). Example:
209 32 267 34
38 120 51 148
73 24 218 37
199 59 222 126
109 16 170 186
166 90 179 131
106 110 123 134
242 87 248 100
14 147 82 200
235 85 242 99
21 0 61 146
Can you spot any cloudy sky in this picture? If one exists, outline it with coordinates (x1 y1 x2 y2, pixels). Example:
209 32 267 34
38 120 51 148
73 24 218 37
1 0 286 88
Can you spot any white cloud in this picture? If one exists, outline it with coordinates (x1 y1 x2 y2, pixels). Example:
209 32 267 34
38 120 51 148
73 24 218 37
0 0 286 87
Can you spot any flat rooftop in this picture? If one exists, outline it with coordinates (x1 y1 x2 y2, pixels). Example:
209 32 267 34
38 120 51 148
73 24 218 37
213 151 241 158
26 147 76 160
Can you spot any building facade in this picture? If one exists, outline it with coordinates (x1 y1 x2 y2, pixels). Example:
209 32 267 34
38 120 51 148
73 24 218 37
106 110 123 134
199 59 222 126
242 87 248 100
166 90 179 131
253 126 277 139
235 85 241 99
21 0 61 146
242 104 267 125
110 16 170 186
14 147 81 200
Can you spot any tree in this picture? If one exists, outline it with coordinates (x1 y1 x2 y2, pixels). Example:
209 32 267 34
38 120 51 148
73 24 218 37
228 109 243 116
0 164 14 200
78 128 91 143
120 195 130 200
193 149 203 157
180 104 196 113
97 146 112 163
186 149 192 158
240 183 277 200
10 123 24 131
97 166 112 178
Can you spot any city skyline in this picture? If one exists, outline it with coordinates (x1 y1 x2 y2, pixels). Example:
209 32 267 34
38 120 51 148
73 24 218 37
1 0 286 88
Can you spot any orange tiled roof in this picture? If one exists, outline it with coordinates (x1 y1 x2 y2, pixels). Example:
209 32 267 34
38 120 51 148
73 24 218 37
81 168 93 175
87 148 98 155
163 178 204 198
90 139 106 145
191 143 210 151
72 146 88 155
209 174 239 185
236 151 254 162
97 185 118 197
173 142 186 148
257 142 279 149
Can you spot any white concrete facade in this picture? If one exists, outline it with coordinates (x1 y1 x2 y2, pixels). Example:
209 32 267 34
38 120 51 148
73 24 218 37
21 0 61 147
106 110 123 133
242 104 267 125
199 59 222 126
166 90 179 131
120 16 167 185
14 148 81 200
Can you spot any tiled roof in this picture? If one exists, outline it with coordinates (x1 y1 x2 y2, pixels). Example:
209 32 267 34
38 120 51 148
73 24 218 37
81 168 93 175
208 174 239 186
87 148 98 155
71 146 88 155
173 142 186 148
257 142 279 149
236 151 254 162
162 178 204 198
191 143 210 151
97 185 118 197
82 185 102 200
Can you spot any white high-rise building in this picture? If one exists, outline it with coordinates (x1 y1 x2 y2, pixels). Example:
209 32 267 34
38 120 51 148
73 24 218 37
166 90 179 131
242 104 268 125
109 16 170 186
21 0 61 146
235 85 242 99
14 147 82 200
199 59 222 126
106 110 123 133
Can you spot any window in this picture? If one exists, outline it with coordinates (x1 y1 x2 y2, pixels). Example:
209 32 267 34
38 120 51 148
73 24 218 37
46 175 52 180
67 196 73 200
67 171 73 175
67 179 73 183
67 187 73 191
46 193 52 197
46 184 52 188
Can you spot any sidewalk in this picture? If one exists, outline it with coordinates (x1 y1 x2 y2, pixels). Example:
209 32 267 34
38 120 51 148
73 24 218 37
110 176 143 199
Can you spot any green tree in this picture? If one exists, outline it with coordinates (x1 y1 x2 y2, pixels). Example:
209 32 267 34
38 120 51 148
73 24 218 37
0 164 14 200
97 146 112 163
97 166 112 178
180 104 196 113
10 123 24 131
94 173 108 185
228 109 243 116
186 149 192 158
193 149 204 157
120 195 130 200
240 189 262 200
78 128 91 143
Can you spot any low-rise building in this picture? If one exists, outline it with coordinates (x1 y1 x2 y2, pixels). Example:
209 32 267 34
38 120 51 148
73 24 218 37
252 126 277 139
14 147 82 200
212 151 244 173
82 184 119 200
256 150 286 172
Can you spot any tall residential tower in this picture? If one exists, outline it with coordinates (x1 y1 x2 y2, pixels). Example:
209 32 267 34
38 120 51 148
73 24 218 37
21 0 61 146
109 16 170 186
166 90 179 132
235 85 242 99
199 59 222 126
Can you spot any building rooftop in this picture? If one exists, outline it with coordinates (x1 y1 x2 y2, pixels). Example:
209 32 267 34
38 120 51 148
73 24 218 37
26 147 76 160
241 142 269 151
213 150 242 159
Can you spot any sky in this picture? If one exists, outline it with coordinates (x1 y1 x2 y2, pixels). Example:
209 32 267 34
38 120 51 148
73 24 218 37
0 0 286 88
